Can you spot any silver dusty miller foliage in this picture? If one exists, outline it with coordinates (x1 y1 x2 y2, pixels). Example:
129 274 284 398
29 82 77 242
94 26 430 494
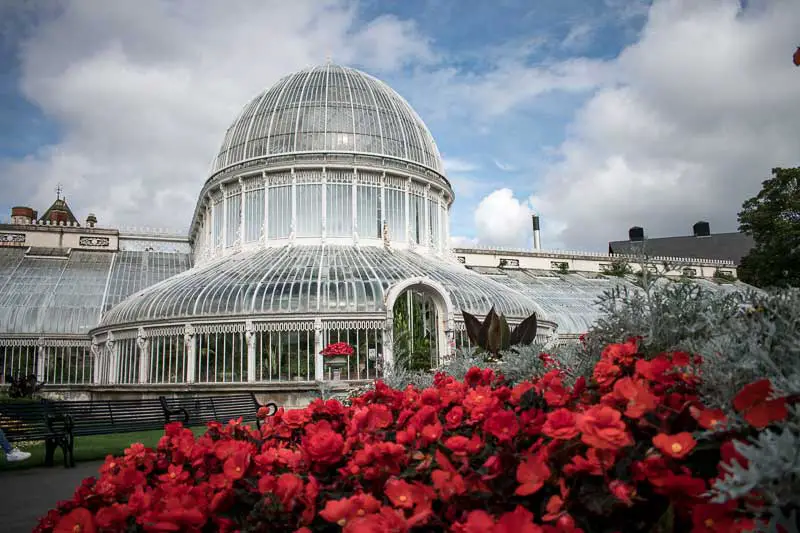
369 249 800 526
710 410 800 507
686 287 800 409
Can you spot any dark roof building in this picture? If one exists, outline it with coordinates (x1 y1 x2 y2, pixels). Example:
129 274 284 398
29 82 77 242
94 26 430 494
38 197 80 226
608 221 755 265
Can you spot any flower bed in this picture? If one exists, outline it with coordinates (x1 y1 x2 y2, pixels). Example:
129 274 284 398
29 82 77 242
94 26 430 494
35 339 791 532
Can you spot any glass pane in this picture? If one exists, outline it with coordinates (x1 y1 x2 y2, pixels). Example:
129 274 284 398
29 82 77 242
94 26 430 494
357 185 380 239
245 188 265 243
327 184 352 237
226 193 242 247
268 186 291 239
385 188 405 242
296 184 321 237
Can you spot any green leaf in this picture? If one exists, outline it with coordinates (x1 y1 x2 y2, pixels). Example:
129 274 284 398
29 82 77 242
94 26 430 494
737 166 800 288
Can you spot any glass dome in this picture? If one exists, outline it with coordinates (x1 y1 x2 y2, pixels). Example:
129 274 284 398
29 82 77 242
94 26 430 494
211 64 443 175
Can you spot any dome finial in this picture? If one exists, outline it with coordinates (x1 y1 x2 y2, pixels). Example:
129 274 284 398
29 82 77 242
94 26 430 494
325 52 333 65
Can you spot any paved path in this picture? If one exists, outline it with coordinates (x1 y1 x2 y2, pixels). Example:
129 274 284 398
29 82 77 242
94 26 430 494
0 460 103 533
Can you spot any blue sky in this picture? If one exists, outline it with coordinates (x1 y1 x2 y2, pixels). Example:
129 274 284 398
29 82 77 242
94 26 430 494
1 0 798 251
0 5 59 159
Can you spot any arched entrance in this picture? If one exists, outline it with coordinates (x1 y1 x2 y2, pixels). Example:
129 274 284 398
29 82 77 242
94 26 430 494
383 278 453 373
392 289 439 370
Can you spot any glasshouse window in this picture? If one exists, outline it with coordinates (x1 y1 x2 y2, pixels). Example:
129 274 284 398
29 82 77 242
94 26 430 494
410 194 425 244
385 188 405 242
296 184 322 237
428 197 440 249
357 185 381 239
213 200 224 249
225 192 241 247
268 185 291 239
326 183 353 237
244 188 264 243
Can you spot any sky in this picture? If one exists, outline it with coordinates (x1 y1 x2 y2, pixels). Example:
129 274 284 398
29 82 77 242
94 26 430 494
0 0 798 252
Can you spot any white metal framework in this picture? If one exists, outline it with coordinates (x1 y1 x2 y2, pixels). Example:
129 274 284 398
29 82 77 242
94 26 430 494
192 167 451 264
83 64 557 386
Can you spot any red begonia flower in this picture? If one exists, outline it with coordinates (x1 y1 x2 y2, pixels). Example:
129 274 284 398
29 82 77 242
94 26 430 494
733 379 788 428
54 508 96 533
653 432 697 459
516 453 551 496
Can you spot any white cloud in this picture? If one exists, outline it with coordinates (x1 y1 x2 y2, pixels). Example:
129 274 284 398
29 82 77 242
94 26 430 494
6 0 797 259
450 235 479 248
531 0 800 251
474 188 533 248
441 156 483 199
441 157 478 174
492 158 516 172
415 57 613 121
561 23 594 51
1 0 433 231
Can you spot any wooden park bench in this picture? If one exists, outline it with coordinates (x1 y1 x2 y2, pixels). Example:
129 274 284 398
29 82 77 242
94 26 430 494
159 392 278 430
2 393 278 468
51 398 167 436
37 398 167 468
0 400 72 467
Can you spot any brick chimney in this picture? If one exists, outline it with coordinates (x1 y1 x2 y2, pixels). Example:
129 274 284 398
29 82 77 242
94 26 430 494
10 206 35 224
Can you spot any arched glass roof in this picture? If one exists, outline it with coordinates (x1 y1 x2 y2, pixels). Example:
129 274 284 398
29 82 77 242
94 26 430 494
211 64 443 175
471 268 632 334
0 248 192 336
468 266 756 334
98 246 546 328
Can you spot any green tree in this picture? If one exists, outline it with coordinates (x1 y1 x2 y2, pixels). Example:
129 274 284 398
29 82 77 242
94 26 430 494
737 167 800 288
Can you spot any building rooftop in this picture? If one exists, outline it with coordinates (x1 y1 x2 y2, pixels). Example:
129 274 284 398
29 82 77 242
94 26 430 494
38 197 80 226
609 231 754 265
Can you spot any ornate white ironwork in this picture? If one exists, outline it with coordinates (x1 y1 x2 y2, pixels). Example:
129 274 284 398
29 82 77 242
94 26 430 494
192 323 246 334
322 320 384 330
253 321 315 332
79 236 110 247
0 337 91 347
147 326 186 337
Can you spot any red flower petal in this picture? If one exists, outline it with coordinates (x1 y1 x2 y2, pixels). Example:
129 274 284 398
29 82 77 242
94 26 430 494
54 508 96 533
653 432 697 459
733 379 772 412
690 406 727 430
743 398 788 428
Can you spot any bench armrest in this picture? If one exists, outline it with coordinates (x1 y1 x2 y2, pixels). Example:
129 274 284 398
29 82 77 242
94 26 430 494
250 392 278 417
159 397 190 424
257 401 278 417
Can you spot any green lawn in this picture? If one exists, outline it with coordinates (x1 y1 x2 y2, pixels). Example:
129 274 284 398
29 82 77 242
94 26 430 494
1 425 209 471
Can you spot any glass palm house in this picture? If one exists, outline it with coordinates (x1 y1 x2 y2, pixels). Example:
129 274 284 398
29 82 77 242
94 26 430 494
88 64 556 389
